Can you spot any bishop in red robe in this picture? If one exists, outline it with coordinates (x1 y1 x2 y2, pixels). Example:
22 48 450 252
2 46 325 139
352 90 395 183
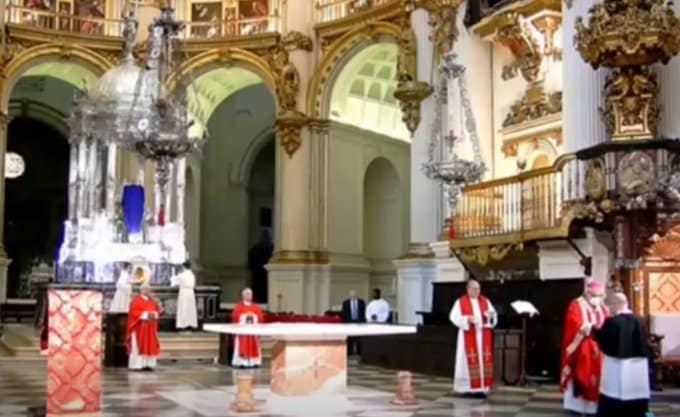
449 280 497 396
231 288 264 368
560 279 609 414
126 283 161 371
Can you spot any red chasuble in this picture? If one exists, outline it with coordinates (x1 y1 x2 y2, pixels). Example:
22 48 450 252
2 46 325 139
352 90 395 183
232 301 264 358
459 295 494 390
125 295 161 356
560 297 608 401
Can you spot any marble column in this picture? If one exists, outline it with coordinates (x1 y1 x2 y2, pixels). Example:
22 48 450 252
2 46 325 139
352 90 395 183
266 0 331 314
656 1 680 138
176 157 186 225
394 9 439 324
0 112 9 302
562 0 608 152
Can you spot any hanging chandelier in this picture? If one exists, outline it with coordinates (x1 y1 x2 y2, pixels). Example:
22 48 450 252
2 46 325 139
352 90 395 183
70 6 206 199
422 52 486 216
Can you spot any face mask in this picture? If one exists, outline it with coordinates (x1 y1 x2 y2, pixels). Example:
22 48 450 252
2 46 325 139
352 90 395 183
589 296 602 307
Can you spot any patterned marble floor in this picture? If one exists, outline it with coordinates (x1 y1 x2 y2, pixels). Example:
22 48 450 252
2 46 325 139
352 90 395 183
0 360 679 417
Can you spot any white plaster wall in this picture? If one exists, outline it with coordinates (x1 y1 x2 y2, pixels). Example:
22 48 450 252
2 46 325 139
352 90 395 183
199 83 276 300
492 44 527 178
452 11 494 179
326 121 410 306
656 1 680 138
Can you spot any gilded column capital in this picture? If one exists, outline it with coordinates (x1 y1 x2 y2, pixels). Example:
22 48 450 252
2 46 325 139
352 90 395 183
274 111 309 157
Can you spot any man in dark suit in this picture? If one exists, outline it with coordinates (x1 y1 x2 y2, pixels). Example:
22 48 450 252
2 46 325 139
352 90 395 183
341 290 365 356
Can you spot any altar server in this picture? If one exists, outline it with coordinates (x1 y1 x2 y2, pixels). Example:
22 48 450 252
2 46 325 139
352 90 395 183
594 293 650 417
170 261 198 330
231 288 264 368
560 279 609 414
449 280 497 396
126 279 162 371
110 263 132 313
365 288 390 323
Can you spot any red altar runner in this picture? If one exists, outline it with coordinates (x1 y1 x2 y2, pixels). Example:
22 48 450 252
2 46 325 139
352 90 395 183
47 289 102 416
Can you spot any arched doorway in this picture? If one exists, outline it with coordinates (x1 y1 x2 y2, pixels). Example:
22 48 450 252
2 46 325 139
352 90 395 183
3 62 97 297
4 118 68 297
363 157 404 301
187 67 276 302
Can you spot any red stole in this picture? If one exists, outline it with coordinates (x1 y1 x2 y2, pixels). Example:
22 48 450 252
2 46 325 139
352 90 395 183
459 295 494 389
125 295 161 356
560 297 608 401
232 301 264 358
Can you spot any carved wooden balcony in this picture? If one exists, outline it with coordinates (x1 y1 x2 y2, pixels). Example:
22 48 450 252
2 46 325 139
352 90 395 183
4 3 282 43
451 154 584 248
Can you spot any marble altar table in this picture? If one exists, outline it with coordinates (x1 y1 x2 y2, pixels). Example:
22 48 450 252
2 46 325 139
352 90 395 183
203 323 416 398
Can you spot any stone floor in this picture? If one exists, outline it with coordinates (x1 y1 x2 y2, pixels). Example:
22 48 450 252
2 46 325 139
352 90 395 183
0 359 679 417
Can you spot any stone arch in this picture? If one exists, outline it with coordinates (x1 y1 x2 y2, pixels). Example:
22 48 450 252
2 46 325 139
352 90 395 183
166 48 279 111
237 127 276 186
307 21 401 120
8 100 69 137
0 43 113 113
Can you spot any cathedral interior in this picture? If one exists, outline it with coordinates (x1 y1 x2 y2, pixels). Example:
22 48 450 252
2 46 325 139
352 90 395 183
1 0 680 416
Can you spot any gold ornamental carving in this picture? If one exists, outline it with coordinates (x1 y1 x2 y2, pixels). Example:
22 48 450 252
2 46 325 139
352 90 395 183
456 243 517 266
421 0 462 57
617 151 656 198
274 111 309 157
602 67 659 140
393 13 433 134
266 44 300 113
585 158 606 200
269 250 330 264
502 84 562 127
647 224 680 262
575 0 680 141
495 12 543 83
280 31 313 52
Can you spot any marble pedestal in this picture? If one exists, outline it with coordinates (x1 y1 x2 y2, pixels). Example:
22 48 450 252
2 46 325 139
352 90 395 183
46 288 102 416
271 340 347 396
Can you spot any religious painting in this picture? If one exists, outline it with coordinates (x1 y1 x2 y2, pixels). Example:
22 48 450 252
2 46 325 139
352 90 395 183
21 0 54 27
190 1 222 37
238 0 268 34
73 0 106 35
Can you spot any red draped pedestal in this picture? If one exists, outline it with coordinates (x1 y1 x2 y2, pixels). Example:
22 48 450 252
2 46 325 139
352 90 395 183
47 290 102 416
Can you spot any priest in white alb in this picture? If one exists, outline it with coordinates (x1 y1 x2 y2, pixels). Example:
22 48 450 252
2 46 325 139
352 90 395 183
449 280 497 396
109 263 132 313
170 261 198 330
594 292 650 417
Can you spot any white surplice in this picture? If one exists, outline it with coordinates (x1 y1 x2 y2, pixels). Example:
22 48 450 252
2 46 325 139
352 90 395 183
109 270 132 313
449 297 497 393
365 299 391 323
170 270 198 329
600 355 650 400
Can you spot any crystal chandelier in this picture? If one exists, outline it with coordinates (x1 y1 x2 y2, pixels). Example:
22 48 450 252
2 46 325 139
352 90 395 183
71 7 206 201
422 52 485 217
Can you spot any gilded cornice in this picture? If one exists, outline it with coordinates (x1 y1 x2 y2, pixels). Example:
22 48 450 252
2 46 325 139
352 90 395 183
2 23 124 70
502 87 562 128
314 0 403 49
269 250 330 265
494 12 544 83
471 0 561 39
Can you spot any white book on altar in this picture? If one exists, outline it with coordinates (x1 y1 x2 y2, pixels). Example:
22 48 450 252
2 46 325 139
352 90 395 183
511 300 539 316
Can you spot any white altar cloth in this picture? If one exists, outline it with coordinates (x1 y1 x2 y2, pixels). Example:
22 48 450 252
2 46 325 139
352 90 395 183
203 322 417 341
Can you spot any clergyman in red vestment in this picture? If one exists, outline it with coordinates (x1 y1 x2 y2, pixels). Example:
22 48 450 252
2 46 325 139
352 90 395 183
231 288 264 368
126 282 161 371
560 279 609 414
449 280 497 396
